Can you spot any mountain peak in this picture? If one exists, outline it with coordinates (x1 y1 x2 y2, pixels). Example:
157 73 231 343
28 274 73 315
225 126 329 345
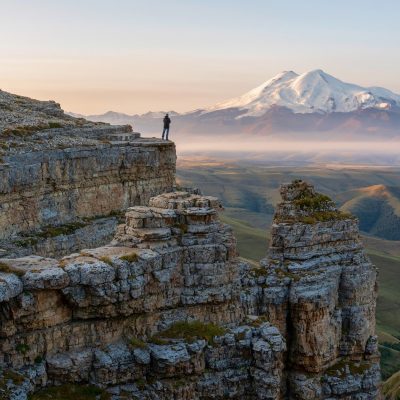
271 70 299 80
205 69 400 116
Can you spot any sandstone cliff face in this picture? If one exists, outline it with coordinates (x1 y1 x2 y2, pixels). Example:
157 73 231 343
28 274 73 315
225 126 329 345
0 182 381 399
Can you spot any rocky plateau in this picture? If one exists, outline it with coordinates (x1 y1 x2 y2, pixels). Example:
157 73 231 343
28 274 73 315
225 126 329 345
0 91 381 399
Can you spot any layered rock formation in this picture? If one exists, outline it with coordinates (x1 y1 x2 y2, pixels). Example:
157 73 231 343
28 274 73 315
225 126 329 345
241 181 381 398
0 182 381 399
0 90 176 258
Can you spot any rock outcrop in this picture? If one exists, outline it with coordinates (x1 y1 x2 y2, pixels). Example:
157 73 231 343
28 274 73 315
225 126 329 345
241 181 381 398
0 181 381 399
0 90 176 258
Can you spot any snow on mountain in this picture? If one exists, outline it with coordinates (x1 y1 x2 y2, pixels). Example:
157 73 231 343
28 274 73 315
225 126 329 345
204 69 400 117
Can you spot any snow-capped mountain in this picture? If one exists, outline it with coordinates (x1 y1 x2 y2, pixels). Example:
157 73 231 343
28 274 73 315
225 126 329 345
70 70 400 138
204 69 400 116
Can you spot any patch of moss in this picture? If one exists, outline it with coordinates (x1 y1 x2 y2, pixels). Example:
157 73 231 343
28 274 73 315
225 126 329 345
2 125 49 137
37 222 87 238
277 210 355 225
277 188 357 224
120 253 139 263
250 266 268 278
148 336 169 345
14 237 39 248
99 256 113 266
298 215 319 224
348 361 371 375
28 384 111 400
1 122 65 139
325 358 371 378
301 210 354 224
129 337 147 349
47 122 63 129
16 343 30 354
156 320 226 345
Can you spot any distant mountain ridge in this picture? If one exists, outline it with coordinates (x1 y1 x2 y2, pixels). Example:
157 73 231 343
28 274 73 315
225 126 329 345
205 69 400 115
69 69 400 137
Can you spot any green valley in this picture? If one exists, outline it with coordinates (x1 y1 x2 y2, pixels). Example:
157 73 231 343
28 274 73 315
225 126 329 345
177 157 400 380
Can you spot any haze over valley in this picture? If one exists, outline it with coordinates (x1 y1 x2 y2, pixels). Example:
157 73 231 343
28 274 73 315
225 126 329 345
70 69 400 146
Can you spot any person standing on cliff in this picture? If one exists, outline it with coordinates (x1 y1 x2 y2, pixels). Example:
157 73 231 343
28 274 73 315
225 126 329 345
162 113 171 140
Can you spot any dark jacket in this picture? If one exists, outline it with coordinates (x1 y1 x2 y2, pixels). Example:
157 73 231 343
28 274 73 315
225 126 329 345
163 115 171 128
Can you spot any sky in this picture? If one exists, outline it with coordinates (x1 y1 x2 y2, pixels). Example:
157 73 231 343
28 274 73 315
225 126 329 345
1 0 400 114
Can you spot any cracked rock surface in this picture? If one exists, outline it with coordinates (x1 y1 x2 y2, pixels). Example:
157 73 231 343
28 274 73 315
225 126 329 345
0 182 381 399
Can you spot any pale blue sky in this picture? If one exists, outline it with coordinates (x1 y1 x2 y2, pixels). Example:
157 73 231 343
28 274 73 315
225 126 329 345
1 0 399 113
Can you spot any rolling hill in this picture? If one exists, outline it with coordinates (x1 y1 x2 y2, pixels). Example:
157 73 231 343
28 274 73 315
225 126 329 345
338 185 400 239
383 370 400 399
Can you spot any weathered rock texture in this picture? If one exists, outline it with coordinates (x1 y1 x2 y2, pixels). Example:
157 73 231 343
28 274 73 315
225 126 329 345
0 90 176 258
241 181 381 399
0 181 381 399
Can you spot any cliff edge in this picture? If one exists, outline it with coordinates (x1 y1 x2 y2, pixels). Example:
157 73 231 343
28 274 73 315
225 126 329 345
0 181 381 399
0 89 176 259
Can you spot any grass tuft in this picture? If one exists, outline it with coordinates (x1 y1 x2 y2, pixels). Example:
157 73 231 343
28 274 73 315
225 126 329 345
250 266 268 278
47 122 63 129
129 337 147 349
14 237 39 248
120 253 139 263
155 320 226 345
325 358 370 378
37 222 87 238
99 256 113 266
148 336 169 345
293 193 333 211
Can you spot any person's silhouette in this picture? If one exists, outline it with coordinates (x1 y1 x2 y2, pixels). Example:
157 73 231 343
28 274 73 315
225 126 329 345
162 113 171 140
